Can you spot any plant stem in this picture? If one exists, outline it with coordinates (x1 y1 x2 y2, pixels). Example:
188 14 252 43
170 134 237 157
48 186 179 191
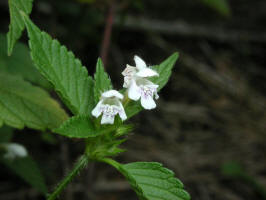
47 154 89 200
99 157 121 170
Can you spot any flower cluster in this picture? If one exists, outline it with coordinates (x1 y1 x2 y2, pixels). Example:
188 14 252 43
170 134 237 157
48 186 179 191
92 56 159 124
2 143 28 160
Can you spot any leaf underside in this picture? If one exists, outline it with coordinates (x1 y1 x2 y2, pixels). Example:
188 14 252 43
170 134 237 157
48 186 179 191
120 162 191 200
7 0 34 55
0 73 68 130
23 15 94 115
0 34 50 89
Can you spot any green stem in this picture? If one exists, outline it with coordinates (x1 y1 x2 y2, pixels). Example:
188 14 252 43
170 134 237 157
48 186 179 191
47 154 89 200
99 157 121 170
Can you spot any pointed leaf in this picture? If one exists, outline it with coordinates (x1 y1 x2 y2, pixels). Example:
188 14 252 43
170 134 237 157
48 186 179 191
22 15 94 115
151 52 179 91
0 73 68 130
0 34 50 89
119 162 190 200
1 155 47 194
7 0 34 55
54 115 116 138
94 58 112 102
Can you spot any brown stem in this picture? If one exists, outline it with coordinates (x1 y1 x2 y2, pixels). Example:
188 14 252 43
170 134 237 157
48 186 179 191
100 2 116 67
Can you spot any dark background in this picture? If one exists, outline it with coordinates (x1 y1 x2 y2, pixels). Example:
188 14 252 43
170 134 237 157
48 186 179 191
0 0 266 199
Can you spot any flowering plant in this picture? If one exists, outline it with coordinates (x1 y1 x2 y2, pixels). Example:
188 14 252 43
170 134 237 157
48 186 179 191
0 0 191 200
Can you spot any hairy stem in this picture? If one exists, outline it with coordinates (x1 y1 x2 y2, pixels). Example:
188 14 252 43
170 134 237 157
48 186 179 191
47 154 89 200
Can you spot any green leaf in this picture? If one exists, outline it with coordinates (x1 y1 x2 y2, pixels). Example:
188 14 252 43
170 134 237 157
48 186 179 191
119 162 190 200
94 58 112 102
151 52 179 91
0 126 14 143
0 34 50 89
54 115 116 138
125 53 179 119
0 73 68 130
22 15 94 115
1 155 47 194
200 0 231 17
7 0 34 55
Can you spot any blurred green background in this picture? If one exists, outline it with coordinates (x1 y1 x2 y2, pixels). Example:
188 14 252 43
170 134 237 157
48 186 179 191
0 0 266 199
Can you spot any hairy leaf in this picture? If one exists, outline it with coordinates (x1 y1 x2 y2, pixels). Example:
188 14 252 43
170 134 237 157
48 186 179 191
7 0 34 55
0 34 50 89
0 73 68 130
125 53 179 119
23 15 94 115
1 156 47 194
94 58 112 102
119 162 190 200
54 115 117 138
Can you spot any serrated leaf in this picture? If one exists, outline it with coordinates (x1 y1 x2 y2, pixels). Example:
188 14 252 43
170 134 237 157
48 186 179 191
22 15 94 115
7 0 34 55
0 73 68 130
1 155 47 194
54 115 116 138
125 53 179 119
0 34 50 89
119 162 190 200
200 0 231 17
94 58 112 102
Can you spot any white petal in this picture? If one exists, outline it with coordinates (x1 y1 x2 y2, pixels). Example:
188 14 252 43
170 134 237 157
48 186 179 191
123 76 132 88
136 68 158 77
102 90 123 99
3 143 28 159
128 80 141 101
118 102 127 121
101 114 115 124
134 55 146 70
154 91 159 100
91 100 103 117
122 65 137 76
141 95 156 110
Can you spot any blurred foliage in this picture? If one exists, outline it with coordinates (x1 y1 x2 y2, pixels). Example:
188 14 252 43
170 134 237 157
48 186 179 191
200 0 231 17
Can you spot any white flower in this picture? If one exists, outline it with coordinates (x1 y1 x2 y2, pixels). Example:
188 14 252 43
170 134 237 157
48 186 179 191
92 90 127 124
122 55 159 110
2 143 28 160
122 55 158 88
128 77 159 110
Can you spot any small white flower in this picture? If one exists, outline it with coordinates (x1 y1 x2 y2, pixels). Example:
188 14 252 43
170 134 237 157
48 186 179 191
2 143 28 160
92 90 127 124
122 55 159 110
122 55 158 88
128 77 159 110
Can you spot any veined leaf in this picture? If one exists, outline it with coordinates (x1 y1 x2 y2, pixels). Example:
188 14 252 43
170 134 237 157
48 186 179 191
0 73 68 130
94 58 112 102
125 53 179 119
54 115 116 138
22 15 94 115
7 0 34 55
1 155 47 194
119 162 190 200
0 34 50 89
